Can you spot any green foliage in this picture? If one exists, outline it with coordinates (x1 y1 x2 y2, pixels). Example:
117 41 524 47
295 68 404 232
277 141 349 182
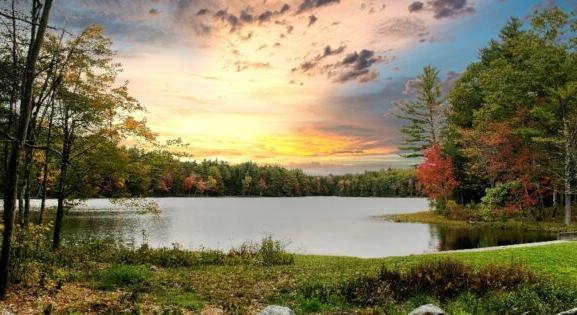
255 236 294 266
397 66 445 157
440 7 577 217
96 265 154 291
480 181 522 218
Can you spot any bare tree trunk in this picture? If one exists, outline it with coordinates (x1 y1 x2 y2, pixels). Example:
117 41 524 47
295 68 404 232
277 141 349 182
52 138 70 250
564 120 572 226
22 148 34 227
0 0 54 299
39 117 53 224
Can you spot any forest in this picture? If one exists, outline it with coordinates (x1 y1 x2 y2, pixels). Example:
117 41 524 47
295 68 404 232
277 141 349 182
399 8 577 226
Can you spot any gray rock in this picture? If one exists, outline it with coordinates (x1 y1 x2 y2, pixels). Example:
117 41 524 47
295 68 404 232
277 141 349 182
409 304 445 315
258 305 296 315
557 308 577 315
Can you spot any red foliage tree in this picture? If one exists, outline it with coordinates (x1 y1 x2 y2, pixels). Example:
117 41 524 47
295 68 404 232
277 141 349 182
417 144 458 203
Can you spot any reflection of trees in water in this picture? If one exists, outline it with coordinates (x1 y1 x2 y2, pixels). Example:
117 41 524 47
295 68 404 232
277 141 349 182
431 225 557 251
62 211 171 246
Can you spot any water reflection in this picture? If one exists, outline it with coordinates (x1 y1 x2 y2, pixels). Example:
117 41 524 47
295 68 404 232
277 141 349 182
429 225 555 251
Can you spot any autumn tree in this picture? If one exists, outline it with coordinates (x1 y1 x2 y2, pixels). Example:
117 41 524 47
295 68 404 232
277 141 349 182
417 144 458 211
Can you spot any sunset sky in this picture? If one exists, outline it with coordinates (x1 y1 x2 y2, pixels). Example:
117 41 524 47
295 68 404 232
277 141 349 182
50 0 575 174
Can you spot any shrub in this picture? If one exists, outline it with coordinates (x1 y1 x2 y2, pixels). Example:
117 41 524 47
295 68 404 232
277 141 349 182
255 236 294 266
304 259 539 306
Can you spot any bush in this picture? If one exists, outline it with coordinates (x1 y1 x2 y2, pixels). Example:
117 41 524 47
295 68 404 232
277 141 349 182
255 236 294 266
305 259 539 306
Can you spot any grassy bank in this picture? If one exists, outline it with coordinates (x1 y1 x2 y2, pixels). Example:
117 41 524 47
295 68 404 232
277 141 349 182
1 240 577 314
383 211 577 233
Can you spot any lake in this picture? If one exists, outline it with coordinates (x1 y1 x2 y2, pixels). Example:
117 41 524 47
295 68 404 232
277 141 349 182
37 197 556 258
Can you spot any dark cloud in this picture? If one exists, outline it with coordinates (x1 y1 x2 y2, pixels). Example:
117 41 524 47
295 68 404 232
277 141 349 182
240 10 254 23
203 3 292 32
292 44 347 73
296 0 341 14
149 8 159 15
429 0 475 19
258 10 274 22
322 45 346 57
330 49 390 83
197 8 208 16
308 15 318 26
280 3 291 13
408 1 424 12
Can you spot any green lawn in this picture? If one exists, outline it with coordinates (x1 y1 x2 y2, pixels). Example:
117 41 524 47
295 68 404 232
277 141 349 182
144 242 577 313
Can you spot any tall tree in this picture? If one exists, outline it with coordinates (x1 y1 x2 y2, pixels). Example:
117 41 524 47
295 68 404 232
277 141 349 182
397 66 445 157
0 0 54 299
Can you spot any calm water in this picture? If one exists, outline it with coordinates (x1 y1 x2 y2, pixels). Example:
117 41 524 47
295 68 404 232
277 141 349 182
33 197 556 258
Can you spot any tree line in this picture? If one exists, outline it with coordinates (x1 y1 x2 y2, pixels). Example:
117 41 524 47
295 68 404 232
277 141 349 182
399 8 577 225
6 143 419 198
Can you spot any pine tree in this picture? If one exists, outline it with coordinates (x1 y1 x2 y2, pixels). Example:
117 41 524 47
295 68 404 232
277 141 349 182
397 66 444 157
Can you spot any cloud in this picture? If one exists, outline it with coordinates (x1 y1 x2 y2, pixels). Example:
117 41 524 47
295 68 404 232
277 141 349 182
429 0 475 19
308 15 318 26
376 17 427 38
296 0 341 14
149 8 159 15
234 60 271 72
292 44 347 73
408 1 425 12
330 49 386 83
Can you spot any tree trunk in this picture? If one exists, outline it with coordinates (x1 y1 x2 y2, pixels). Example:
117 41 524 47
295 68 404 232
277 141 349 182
22 148 34 227
564 120 572 226
52 134 70 250
0 0 53 299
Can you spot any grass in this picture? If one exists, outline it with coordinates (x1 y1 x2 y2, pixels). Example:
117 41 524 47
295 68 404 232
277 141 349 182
383 210 577 233
2 241 577 313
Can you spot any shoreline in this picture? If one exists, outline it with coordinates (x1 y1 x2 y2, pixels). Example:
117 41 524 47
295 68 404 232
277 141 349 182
381 210 577 233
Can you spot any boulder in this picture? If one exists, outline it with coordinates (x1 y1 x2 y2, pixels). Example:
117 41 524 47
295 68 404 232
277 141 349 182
557 308 577 315
258 305 296 315
409 304 445 315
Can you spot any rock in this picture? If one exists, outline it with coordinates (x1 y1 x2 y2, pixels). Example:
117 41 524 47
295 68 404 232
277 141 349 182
409 304 445 315
258 305 296 315
557 308 577 315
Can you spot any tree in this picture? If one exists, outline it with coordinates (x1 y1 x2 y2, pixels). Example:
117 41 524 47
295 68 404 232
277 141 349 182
417 144 458 210
445 9 577 222
50 25 146 249
241 173 252 195
397 66 445 157
0 0 54 299
257 176 266 196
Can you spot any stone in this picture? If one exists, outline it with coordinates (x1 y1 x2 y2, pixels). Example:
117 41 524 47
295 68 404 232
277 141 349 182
557 308 577 315
408 304 445 315
258 305 296 315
